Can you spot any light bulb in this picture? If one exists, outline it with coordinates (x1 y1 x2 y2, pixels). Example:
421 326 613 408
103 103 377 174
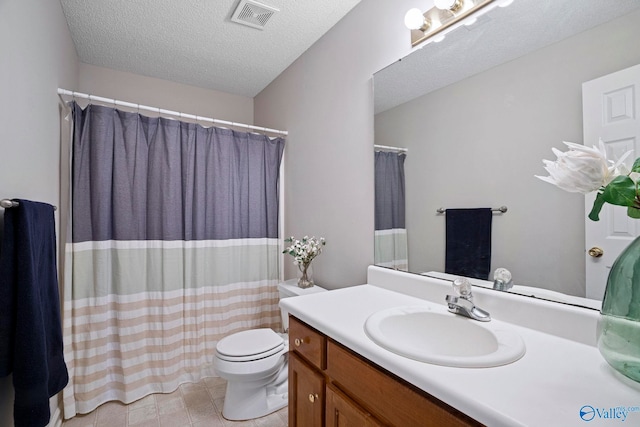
434 0 462 11
404 8 426 30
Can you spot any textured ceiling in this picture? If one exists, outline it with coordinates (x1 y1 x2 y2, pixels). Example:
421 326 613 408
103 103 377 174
60 0 361 97
375 0 640 114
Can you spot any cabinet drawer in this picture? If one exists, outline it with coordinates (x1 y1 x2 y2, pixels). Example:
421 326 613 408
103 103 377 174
289 316 327 370
326 340 483 427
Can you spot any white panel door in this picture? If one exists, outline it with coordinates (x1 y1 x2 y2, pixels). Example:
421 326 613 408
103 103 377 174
583 63 640 300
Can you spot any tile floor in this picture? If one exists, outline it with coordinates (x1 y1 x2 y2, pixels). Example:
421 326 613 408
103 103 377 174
61 377 288 427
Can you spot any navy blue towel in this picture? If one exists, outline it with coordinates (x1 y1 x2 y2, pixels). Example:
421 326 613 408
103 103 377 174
444 208 493 281
0 199 69 427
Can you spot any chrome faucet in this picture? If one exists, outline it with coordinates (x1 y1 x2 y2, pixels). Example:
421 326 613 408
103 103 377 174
446 277 491 322
492 268 513 292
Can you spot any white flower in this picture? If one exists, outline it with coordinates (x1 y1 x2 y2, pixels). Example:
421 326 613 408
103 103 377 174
283 235 326 267
536 140 631 194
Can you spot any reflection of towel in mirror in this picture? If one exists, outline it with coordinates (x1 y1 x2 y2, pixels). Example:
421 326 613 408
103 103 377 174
0 199 69 427
445 208 492 281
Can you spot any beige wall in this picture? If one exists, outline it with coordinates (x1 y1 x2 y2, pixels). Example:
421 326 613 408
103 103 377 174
375 10 640 297
78 63 254 124
254 0 417 288
0 0 79 425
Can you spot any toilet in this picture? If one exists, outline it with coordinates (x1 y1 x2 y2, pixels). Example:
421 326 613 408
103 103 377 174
213 279 326 421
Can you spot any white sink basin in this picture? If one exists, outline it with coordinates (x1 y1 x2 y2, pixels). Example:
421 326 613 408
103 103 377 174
364 305 526 368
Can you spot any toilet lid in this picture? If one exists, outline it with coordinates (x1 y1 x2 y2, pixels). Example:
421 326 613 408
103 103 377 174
216 328 284 361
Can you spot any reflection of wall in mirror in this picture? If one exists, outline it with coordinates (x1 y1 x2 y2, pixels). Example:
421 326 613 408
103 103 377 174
374 9 640 299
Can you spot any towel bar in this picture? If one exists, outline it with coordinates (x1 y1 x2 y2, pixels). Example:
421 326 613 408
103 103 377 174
437 206 507 214
1 199 57 211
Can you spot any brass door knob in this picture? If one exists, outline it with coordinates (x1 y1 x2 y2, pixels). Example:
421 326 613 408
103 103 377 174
588 247 604 258
308 393 319 403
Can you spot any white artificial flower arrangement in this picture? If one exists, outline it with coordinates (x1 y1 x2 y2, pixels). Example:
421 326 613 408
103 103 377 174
283 235 326 267
283 235 326 288
536 140 639 220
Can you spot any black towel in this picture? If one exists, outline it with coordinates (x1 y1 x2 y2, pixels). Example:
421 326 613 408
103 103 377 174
445 208 492 281
0 199 69 427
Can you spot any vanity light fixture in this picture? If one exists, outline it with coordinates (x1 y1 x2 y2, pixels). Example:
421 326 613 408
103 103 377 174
434 0 464 12
405 0 514 47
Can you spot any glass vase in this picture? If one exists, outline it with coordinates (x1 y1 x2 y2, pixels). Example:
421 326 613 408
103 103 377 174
597 235 640 383
297 263 314 289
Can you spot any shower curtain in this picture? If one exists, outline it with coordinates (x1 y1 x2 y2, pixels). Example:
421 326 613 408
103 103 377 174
374 151 408 271
62 102 285 417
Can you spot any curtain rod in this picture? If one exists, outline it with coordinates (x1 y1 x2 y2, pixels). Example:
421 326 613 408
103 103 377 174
57 88 288 137
374 144 408 153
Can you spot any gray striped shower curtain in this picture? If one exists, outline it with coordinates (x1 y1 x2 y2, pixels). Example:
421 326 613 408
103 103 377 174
62 103 285 417
374 151 408 271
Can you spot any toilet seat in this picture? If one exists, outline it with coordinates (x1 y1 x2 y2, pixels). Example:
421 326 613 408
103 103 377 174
216 328 285 362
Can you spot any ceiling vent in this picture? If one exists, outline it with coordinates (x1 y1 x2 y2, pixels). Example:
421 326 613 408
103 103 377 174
231 0 279 30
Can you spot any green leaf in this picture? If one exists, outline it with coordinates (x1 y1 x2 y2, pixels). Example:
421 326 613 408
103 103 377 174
602 176 637 207
589 192 606 221
632 157 640 173
628 206 640 219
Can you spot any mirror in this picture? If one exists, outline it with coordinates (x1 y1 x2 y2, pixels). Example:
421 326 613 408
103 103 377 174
373 0 640 308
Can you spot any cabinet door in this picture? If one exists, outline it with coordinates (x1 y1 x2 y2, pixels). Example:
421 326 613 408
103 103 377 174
326 384 385 427
289 351 324 427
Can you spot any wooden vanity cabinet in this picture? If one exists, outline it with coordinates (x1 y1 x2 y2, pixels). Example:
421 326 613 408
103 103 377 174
288 316 484 427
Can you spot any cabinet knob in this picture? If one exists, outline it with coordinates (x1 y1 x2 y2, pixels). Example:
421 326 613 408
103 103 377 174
308 393 319 403
294 338 302 347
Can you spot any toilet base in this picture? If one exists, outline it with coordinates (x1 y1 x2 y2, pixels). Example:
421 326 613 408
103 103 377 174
221 361 288 421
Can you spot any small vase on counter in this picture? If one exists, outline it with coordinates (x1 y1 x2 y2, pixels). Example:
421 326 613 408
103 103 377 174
283 235 326 289
297 263 314 289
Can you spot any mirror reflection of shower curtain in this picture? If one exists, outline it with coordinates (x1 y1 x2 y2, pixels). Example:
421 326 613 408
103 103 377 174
374 151 408 271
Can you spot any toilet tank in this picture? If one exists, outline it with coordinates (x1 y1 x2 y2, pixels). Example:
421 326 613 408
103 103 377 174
277 279 327 331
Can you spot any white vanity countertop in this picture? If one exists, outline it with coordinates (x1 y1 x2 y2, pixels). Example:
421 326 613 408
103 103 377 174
280 284 640 427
